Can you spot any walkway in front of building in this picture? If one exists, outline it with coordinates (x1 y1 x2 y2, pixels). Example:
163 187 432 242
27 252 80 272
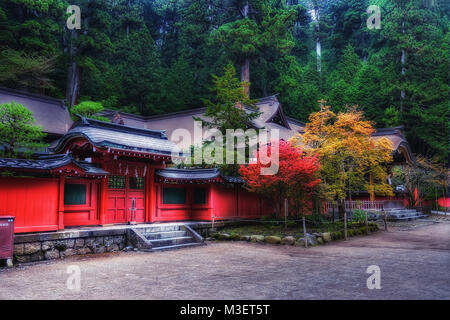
1 222 449 300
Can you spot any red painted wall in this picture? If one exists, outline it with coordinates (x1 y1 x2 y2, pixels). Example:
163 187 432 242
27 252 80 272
63 180 100 226
154 184 212 222
438 197 450 208
212 184 274 220
0 177 59 233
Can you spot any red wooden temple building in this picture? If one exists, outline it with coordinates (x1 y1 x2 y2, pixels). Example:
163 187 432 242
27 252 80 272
0 86 434 235
0 117 270 233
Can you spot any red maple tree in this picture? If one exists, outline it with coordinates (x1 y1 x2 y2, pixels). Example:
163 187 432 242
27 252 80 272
239 140 321 215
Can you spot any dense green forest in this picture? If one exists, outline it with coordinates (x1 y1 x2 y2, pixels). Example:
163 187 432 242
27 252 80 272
0 0 448 162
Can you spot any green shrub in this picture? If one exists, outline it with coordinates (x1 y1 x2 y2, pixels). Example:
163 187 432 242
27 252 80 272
352 209 367 222
229 233 240 241
331 231 343 240
347 229 354 237
286 221 296 228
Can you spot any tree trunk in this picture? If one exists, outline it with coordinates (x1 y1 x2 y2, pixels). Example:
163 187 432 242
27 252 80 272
400 21 406 113
66 29 81 108
338 199 345 220
241 1 250 97
313 3 321 73
241 58 250 97
66 61 81 108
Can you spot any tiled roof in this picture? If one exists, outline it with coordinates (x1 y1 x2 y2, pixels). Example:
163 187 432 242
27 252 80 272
51 118 182 156
0 86 72 135
0 154 108 175
222 176 245 184
155 168 245 184
156 168 221 180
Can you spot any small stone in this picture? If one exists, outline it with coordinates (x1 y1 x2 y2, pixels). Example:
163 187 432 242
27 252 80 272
75 238 84 248
6 258 13 268
76 247 92 255
95 246 106 254
14 244 24 255
281 236 295 245
265 236 281 244
45 249 60 260
41 241 54 251
250 235 265 243
15 255 29 263
317 237 324 245
113 236 125 244
104 237 114 246
107 244 119 252
240 235 251 241
23 242 41 255
217 233 231 240
61 248 76 258
85 237 95 247
321 232 331 242
64 239 75 248
95 237 104 245
30 251 44 262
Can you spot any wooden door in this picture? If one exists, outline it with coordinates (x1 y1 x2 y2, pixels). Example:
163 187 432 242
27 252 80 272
107 176 145 224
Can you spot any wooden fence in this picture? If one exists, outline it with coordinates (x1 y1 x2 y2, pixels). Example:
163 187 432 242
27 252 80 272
326 200 401 212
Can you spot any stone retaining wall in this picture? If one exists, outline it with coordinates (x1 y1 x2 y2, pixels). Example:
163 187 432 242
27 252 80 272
11 221 245 263
13 229 127 263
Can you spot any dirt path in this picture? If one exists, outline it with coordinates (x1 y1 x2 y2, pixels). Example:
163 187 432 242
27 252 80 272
1 222 449 300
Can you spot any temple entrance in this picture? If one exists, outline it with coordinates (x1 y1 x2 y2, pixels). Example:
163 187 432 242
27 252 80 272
106 175 145 224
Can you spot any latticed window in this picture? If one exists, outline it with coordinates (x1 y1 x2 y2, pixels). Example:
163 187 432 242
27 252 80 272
108 176 126 189
129 177 144 190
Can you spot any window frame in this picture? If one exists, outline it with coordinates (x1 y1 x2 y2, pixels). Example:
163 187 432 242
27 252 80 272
64 183 88 206
161 186 187 205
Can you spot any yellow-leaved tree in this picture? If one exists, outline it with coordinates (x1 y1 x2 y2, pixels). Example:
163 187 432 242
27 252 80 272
290 104 394 218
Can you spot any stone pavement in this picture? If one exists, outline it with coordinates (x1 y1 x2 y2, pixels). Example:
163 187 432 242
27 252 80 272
1 222 449 300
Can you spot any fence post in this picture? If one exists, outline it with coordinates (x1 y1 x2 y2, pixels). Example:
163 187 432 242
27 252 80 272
344 211 348 240
302 216 308 248
284 198 288 229
383 212 388 231
365 210 369 234
212 214 215 233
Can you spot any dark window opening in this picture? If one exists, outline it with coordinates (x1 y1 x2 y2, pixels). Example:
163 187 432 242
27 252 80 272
108 176 126 189
162 187 186 204
129 177 144 190
193 188 207 204
64 184 87 205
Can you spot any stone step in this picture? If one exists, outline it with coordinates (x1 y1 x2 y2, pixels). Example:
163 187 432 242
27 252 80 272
386 210 418 214
387 213 428 221
139 225 184 234
151 242 204 252
143 230 188 240
148 236 194 248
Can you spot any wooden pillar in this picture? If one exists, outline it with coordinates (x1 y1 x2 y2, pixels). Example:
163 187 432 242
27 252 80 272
146 167 155 222
99 176 108 225
57 176 65 230
209 184 215 221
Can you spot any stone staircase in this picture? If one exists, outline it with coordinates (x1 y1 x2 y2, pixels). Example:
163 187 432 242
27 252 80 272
385 208 428 221
127 224 205 252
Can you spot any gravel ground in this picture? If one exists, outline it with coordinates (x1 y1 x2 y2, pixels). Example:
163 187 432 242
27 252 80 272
0 221 449 300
